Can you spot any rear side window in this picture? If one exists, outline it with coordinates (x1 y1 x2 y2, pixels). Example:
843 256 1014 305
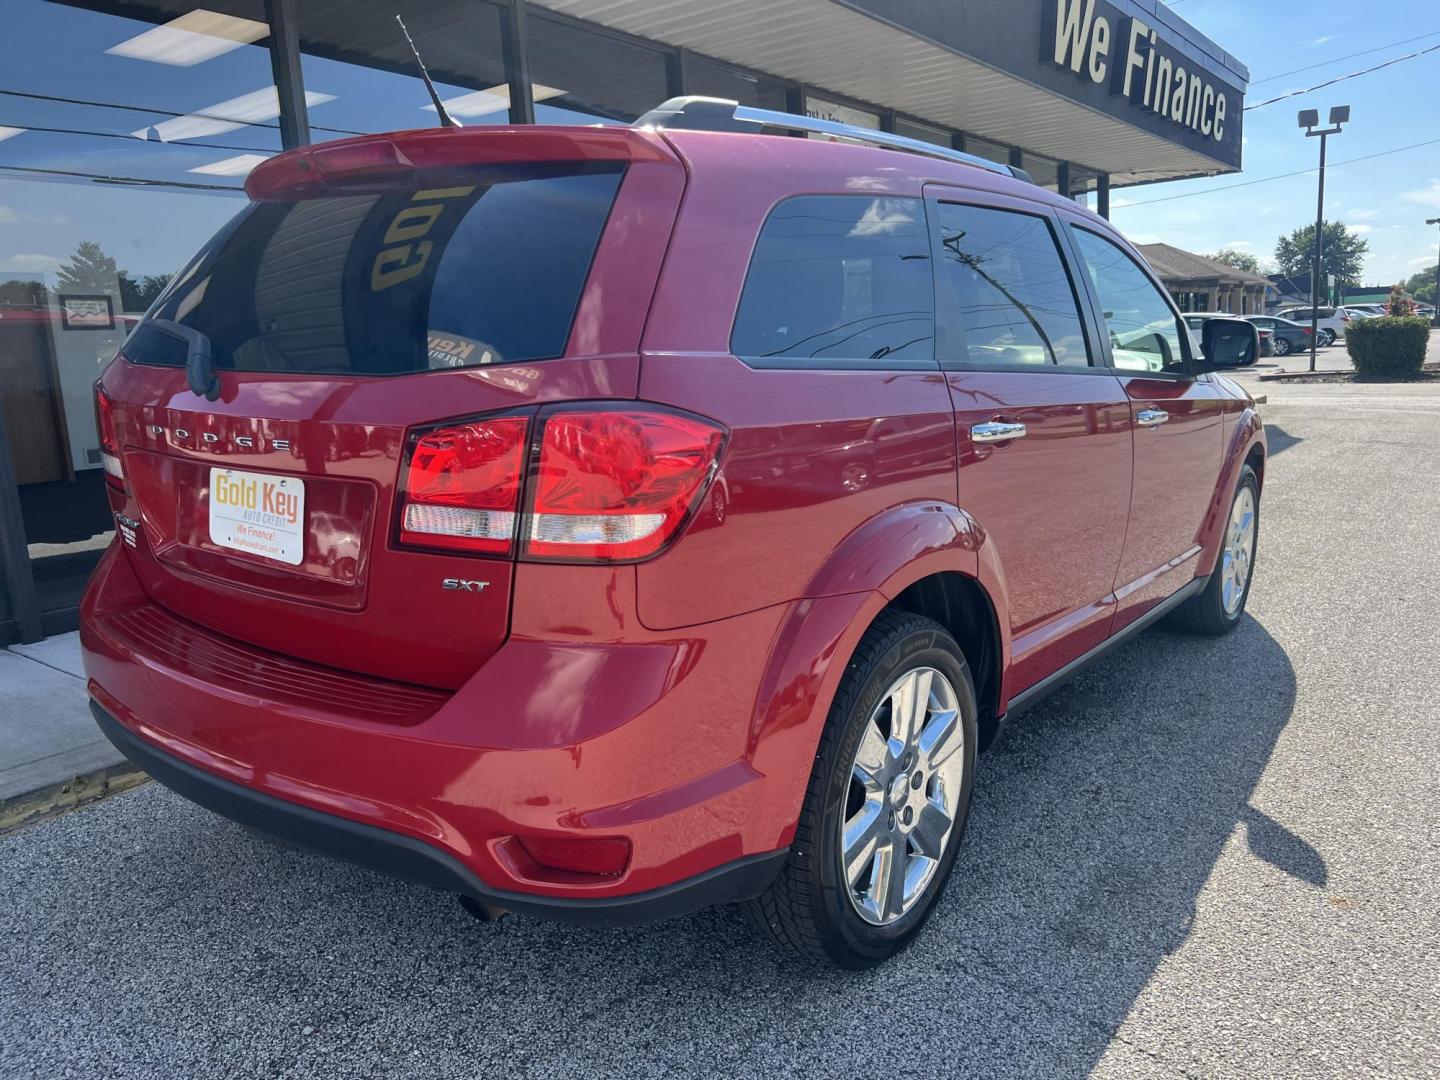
731 195 934 367
125 164 624 375
932 203 1090 368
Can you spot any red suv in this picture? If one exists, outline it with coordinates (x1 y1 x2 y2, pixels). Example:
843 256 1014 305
82 98 1264 969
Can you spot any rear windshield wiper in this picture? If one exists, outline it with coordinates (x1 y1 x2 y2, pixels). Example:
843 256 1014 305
146 318 219 401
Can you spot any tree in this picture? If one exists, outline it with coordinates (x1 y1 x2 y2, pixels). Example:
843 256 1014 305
1386 282 1415 317
1403 265 1437 306
1208 248 1261 274
1274 221 1368 289
54 240 119 294
0 279 46 307
118 271 172 314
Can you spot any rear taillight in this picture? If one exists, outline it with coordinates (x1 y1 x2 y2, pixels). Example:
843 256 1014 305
526 409 725 562
395 407 724 562
94 384 125 490
398 417 528 554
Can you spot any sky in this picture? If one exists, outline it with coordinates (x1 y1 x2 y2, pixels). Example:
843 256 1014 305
1109 0 1440 285
1 0 1438 289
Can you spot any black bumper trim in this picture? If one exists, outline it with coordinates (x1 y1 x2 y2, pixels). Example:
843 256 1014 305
91 701 786 927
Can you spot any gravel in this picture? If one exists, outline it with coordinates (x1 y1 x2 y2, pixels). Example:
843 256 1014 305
3 380 1438 1079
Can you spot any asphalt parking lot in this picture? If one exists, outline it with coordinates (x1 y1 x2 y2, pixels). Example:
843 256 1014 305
3 379 1439 1079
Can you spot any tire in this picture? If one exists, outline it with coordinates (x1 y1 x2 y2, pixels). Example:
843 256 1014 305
1170 464 1259 636
1273 336 1291 356
745 611 978 969
1322 329 1336 347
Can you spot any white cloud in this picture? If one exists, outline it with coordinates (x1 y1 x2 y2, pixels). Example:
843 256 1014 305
0 253 64 272
1406 254 1437 267
1222 240 1254 249
0 205 70 226
1310 34 1335 46
1348 208 1380 221
1348 224 1375 235
1400 180 1440 209
1110 196 1136 208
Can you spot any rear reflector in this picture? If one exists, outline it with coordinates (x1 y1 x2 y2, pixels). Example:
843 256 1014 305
398 416 528 554
517 834 631 876
526 410 725 562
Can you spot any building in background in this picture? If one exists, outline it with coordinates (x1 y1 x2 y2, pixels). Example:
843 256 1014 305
0 0 1249 643
1136 243 1274 314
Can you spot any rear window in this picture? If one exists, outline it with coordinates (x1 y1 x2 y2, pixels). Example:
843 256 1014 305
731 195 934 367
125 164 624 375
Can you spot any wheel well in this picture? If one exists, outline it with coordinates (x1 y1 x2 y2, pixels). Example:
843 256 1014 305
1245 443 1265 490
886 573 1003 750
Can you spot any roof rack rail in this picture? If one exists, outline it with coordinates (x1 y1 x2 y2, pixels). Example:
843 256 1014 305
633 96 1034 184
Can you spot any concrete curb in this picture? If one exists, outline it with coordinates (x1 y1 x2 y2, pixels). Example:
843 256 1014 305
0 762 149 836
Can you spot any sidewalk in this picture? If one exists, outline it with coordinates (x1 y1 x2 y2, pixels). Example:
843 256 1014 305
0 632 144 832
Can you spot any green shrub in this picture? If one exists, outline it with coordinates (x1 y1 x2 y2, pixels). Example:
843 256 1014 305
1345 316 1430 378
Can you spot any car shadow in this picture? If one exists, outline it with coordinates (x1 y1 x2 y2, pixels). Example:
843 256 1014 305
1264 423 1303 457
12 614 1299 1077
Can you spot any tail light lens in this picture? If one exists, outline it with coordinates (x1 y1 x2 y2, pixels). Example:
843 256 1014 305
94 384 125 490
525 409 725 562
398 417 528 554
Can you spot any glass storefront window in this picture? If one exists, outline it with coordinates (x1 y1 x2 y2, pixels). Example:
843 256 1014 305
529 15 670 125
685 55 790 111
966 137 1011 166
1024 155 1060 192
805 95 881 130
298 0 512 137
1 1 269 619
894 118 950 147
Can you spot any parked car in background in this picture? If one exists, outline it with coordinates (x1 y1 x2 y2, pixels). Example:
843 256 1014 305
1185 313 1273 357
81 97 1267 970
1348 303 1387 317
1270 305 1361 346
1245 314 1314 357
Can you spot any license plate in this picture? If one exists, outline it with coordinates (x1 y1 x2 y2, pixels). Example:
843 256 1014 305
208 467 305 566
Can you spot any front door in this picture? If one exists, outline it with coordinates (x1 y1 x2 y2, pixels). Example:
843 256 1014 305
1065 222 1224 630
926 189 1132 696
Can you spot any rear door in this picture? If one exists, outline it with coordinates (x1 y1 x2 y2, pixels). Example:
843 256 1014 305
99 131 683 687
1062 216 1224 631
925 187 1132 693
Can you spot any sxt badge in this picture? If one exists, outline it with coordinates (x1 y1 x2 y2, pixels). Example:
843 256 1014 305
442 578 490 593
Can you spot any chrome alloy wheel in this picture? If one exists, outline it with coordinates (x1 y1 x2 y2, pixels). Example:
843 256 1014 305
1221 486 1257 616
841 667 965 926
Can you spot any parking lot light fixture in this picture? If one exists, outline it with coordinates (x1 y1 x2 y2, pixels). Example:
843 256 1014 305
1299 105 1349 371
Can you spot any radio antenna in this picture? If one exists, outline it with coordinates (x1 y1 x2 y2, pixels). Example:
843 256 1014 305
395 15 461 128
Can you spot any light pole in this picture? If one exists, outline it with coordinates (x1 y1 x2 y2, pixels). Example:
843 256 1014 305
1427 217 1440 323
1299 105 1349 371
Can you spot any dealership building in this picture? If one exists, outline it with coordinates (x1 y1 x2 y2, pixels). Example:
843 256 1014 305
0 0 1248 644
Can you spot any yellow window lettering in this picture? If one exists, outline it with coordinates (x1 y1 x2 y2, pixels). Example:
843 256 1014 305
384 204 443 244
371 241 433 290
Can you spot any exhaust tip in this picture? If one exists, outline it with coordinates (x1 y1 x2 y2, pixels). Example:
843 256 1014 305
458 895 508 923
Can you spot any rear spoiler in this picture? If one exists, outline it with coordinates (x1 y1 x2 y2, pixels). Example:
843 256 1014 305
245 126 677 201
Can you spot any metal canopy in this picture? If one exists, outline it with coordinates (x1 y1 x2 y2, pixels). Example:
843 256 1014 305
536 0 1246 185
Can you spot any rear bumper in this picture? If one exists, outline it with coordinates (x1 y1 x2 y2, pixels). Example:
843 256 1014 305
92 701 784 925
80 543 800 918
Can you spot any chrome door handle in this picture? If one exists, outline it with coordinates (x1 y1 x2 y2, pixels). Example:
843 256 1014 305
1136 409 1169 427
970 421 1027 444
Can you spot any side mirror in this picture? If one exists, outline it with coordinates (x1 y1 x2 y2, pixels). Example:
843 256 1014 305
1199 317 1259 371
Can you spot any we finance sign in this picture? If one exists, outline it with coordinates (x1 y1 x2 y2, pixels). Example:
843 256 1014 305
1047 0 1234 145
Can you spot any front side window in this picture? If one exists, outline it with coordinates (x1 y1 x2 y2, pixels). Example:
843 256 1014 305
731 195 934 366
933 203 1090 367
1070 227 1187 375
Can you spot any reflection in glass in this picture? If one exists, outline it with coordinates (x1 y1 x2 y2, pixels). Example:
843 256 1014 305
935 203 1089 367
732 195 934 364
1071 227 1187 373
